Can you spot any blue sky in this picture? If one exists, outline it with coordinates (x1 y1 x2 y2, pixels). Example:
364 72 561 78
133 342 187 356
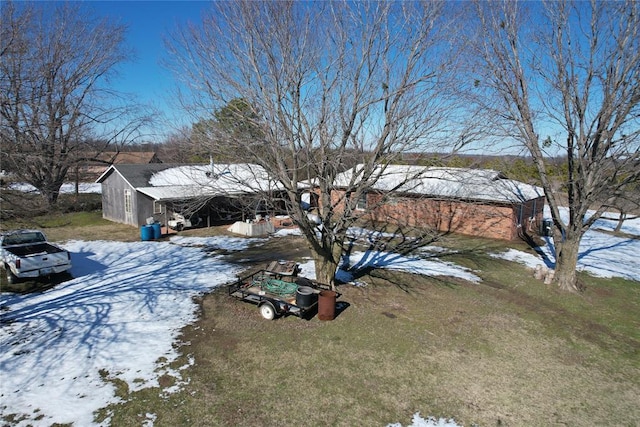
85 1 210 139
72 1 573 155
81 1 543 153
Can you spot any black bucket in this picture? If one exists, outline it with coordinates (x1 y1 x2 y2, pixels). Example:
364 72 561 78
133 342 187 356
296 286 317 308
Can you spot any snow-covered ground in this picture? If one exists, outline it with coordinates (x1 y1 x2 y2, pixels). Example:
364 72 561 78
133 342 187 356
7 182 102 194
491 208 640 281
1 210 638 427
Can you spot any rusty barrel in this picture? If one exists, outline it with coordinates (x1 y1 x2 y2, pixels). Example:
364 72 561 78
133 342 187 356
317 290 337 321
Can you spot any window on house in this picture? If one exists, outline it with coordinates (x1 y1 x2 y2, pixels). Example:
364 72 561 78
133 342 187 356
153 201 163 214
356 192 367 210
124 189 132 214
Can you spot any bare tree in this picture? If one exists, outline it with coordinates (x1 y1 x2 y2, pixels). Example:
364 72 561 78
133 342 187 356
0 1 152 207
468 0 640 291
166 1 464 287
605 184 640 234
157 127 204 164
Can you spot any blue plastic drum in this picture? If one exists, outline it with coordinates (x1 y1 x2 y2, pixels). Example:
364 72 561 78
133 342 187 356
151 223 162 239
140 225 154 241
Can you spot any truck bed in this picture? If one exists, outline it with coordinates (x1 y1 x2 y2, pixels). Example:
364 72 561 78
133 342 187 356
4 242 65 257
1 230 72 282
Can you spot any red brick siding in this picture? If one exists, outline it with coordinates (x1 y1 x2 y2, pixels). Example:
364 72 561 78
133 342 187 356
330 189 545 240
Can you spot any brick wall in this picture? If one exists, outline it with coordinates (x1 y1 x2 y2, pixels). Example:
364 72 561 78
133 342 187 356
330 189 545 240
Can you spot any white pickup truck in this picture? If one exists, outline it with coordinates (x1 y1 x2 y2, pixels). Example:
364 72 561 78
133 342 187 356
1 230 72 284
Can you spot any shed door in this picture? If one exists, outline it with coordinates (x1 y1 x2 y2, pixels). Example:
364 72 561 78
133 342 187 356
124 189 133 225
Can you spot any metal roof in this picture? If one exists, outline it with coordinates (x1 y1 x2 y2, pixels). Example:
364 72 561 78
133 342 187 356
331 164 544 204
96 163 281 202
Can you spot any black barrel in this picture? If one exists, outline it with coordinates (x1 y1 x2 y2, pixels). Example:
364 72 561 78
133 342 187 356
295 286 317 308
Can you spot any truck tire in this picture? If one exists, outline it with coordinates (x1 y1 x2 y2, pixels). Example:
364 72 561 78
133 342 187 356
4 268 16 285
259 302 277 320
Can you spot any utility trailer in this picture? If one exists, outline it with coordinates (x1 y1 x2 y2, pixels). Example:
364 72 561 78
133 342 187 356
227 269 334 320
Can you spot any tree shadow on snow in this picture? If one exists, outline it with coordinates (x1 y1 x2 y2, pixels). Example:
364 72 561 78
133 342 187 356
536 232 637 274
0 242 230 386
337 225 485 291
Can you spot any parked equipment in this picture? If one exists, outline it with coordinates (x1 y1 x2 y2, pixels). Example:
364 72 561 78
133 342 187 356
227 269 336 320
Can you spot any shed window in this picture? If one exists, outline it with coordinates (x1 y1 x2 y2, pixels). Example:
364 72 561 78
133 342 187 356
153 201 163 214
124 189 132 214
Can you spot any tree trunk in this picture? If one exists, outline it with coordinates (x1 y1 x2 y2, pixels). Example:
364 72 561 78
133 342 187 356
43 189 60 207
614 212 625 233
42 175 67 207
310 243 342 290
553 233 580 292
74 166 80 200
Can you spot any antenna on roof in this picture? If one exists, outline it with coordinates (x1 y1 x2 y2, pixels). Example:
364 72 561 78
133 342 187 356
206 155 215 178
205 155 230 180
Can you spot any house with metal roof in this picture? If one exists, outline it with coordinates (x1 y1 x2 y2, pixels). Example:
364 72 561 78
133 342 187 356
97 161 545 240
96 162 282 228
327 164 546 240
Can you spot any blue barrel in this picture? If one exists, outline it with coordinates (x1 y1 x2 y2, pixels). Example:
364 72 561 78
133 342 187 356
140 225 154 241
151 223 162 239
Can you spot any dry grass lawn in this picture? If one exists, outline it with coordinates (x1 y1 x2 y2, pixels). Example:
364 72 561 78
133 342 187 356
3 212 639 426
106 233 639 427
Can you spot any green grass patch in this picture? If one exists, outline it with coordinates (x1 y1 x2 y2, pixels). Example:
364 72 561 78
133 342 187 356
1 210 106 230
36 211 108 228
1 210 140 242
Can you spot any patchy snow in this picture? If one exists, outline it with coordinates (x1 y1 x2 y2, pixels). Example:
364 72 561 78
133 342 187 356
274 227 304 237
339 250 480 283
492 248 543 269
7 182 102 194
168 234 266 251
296 249 480 284
0 238 248 426
277 228 479 283
491 207 640 281
388 413 461 427
1 209 638 426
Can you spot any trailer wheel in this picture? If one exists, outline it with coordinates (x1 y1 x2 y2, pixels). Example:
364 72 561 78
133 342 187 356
259 302 277 320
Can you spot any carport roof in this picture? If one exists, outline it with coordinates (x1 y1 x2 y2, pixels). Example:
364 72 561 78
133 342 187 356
136 185 246 201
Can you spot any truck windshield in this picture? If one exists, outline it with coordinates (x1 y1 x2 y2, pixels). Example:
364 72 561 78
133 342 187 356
2 232 46 246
